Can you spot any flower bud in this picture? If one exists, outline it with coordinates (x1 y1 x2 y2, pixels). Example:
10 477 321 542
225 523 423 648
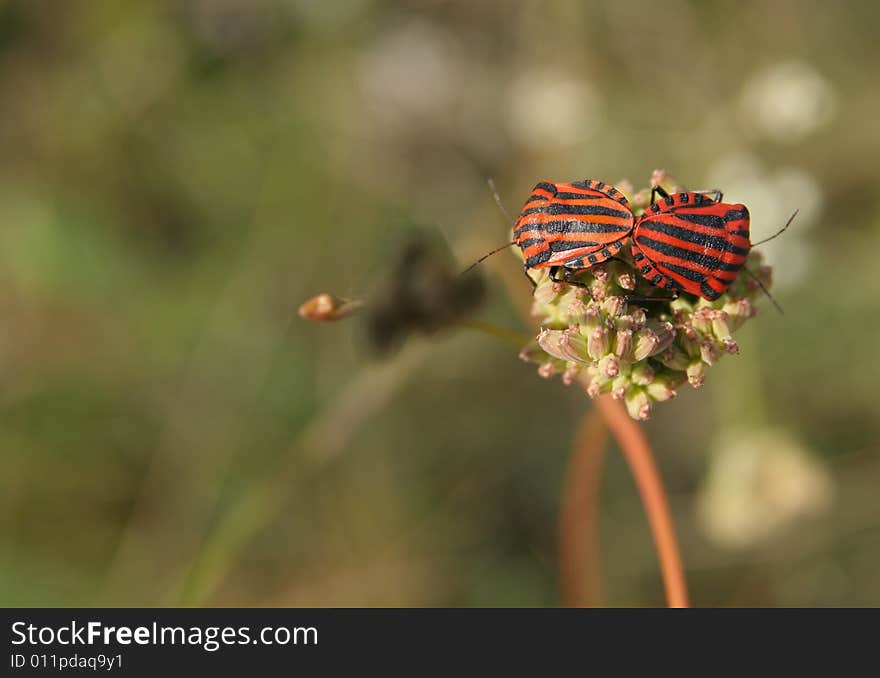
602 295 625 317
687 360 706 388
584 370 604 398
711 310 732 340
629 307 647 326
532 279 562 306
616 272 636 291
587 325 611 360
566 299 588 322
298 294 364 321
658 345 690 371
538 328 589 364
597 354 621 379
611 375 629 400
669 296 694 314
632 328 658 361
614 328 633 358
518 341 544 363
615 179 634 199
537 362 557 379
691 307 713 334
632 189 649 209
625 388 652 420
680 324 699 342
562 363 581 386
646 376 677 402
631 362 654 386
652 322 676 354
579 304 602 333
721 337 739 354
723 298 754 330
700 341 721 366
650 168 669 187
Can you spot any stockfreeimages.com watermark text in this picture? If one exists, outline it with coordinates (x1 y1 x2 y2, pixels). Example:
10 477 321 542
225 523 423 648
11 621 317 653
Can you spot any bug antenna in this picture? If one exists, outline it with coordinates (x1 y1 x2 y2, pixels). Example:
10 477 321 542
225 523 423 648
744 268 784 315
487 177 514 224
461 241 516 275
752 209 799 247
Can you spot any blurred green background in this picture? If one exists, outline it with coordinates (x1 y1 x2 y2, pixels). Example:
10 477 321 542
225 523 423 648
1 0 878 607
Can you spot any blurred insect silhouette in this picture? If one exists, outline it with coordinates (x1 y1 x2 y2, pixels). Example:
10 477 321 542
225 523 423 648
362 232 486 356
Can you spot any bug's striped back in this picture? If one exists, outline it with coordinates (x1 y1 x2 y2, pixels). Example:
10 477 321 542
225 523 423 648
632 192 750 300
514 179 634 270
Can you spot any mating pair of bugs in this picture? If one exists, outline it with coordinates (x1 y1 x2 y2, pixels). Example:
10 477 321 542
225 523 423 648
483 178 793 303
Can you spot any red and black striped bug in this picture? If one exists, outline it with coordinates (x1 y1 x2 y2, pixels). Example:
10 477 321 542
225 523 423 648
475 178 791 308
631 186 751 300
513 179 634 286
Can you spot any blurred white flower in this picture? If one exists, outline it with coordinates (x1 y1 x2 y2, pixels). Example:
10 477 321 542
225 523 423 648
505 70 601 148
706 154 822 290
696 429 834 550
358 21 465 128
740 61 837 143
285 0 370 27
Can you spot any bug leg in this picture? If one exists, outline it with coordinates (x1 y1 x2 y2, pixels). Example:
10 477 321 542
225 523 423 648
650 185 670 205
692 188 723 203
523 264 537 291
624 291 679 304
549 266 591 290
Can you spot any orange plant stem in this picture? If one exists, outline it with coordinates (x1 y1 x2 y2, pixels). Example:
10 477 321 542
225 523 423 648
558 408 608 607
594 395 689 608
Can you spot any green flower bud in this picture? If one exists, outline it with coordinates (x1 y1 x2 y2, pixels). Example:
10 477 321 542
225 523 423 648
631 362 655 385
658 345 691 371
670 296 694 314
625 388 652 420
584 367 605 399
646 376 677 402
611 374 630 400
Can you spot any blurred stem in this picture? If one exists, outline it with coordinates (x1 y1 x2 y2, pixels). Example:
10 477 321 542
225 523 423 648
558 408 608 607
456 319 533 348
178 341 430 604
594 395 689 608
